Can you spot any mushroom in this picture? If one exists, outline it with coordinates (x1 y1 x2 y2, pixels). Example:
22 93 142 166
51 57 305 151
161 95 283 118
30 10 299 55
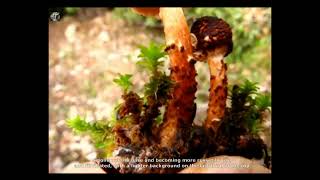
132 8 197 152
190 16 233 136
132 8 160 18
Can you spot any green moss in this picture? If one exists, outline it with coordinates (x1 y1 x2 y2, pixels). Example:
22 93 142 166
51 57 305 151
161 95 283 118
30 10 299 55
113 74 133 93
66 116 115 149
137 42 166 73
228 79 271 135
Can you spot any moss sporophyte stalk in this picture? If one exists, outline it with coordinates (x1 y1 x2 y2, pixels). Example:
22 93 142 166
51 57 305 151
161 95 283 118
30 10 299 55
67 8 271 174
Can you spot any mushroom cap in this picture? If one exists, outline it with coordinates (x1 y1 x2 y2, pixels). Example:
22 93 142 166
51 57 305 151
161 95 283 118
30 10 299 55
191 16 233 57
132 8 160 18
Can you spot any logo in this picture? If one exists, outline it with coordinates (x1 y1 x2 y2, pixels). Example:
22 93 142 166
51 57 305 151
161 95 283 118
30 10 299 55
50 12 61 21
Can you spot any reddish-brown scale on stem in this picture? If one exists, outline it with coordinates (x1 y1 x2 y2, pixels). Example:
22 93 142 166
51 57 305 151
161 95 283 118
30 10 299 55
164 44 176 52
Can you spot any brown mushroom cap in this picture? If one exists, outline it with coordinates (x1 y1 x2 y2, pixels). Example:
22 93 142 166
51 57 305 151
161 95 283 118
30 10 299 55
191 16 233 57
132 8 160 18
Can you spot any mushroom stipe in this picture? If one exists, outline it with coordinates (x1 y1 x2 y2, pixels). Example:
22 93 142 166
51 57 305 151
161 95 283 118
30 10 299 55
190 16 232 137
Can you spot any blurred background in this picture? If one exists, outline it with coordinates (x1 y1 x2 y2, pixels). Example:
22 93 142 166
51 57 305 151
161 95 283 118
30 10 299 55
49 7 271 173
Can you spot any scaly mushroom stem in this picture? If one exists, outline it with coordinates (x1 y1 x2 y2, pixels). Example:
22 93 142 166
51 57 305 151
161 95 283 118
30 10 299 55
205 48 228 136
158 8 197 152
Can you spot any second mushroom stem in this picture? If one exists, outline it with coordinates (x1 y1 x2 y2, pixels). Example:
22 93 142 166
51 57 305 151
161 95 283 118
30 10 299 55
205 51 228 137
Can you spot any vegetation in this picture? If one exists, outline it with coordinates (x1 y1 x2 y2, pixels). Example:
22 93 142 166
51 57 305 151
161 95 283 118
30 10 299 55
66 116 115 150
67 42 173 158
113 74 133 93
